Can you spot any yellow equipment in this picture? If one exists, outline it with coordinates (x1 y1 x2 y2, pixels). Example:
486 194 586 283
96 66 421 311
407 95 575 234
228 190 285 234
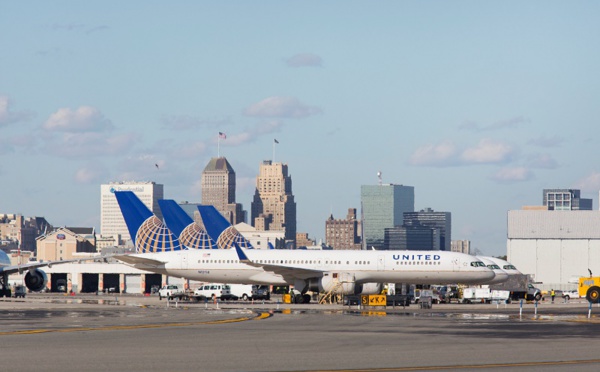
578 276 600 303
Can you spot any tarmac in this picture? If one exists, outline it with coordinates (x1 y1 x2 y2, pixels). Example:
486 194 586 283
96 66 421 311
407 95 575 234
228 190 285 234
2 293 600 371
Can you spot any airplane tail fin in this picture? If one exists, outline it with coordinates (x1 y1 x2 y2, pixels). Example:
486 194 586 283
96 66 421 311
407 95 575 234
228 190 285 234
114 191 183 253
197 205 253 249
159 200 217 249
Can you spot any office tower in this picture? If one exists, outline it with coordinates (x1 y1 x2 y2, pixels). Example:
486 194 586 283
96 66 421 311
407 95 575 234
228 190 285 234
100 181 164 244
403 208 451 251
384 225 440 251
325 208 362 250
543 189 593 210
201 157 244 224
451 240 471 254
251 160 296 244
361 184 414 250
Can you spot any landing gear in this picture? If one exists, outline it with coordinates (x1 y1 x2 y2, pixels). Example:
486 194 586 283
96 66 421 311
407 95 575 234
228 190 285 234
0 273 11 298
292 293 312 304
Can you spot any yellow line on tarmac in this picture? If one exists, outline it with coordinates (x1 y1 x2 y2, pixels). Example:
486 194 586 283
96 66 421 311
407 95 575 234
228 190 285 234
0 312 272 336
294 358 600 371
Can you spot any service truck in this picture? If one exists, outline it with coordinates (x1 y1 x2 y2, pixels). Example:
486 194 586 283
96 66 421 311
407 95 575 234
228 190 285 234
489 274 542 302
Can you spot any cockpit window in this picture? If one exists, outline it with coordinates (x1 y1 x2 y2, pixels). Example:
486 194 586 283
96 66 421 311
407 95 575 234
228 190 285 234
488 264 501 270
504 265 517 270
470 261 486 267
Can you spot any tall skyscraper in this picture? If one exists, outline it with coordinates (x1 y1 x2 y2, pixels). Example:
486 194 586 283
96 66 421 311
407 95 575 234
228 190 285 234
361 184 414 250
100 181 164 244
251 160 296 244
201 157 244 224
543 189 593 211
403 208 451 251
325 208 361 250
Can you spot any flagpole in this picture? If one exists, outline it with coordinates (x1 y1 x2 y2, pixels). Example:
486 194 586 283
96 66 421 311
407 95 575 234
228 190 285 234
217 135 220 158
272 140 275 162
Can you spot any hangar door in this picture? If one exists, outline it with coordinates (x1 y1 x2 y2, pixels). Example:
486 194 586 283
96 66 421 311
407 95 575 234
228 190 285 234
124 274 142 294
82 273 99 293
145 274 162 294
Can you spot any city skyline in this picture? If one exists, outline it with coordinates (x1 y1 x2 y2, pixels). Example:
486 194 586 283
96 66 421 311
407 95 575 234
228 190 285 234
2 3 600 256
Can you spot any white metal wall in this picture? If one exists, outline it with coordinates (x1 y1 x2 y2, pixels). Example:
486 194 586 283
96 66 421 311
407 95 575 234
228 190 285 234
508 238 600 288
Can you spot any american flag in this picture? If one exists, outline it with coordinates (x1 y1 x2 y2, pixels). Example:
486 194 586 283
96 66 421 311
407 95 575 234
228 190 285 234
274 139 279 144
203 252 211 257
218 132 227 139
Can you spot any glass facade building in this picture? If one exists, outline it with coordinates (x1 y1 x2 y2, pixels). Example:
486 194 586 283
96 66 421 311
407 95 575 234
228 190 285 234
543 189 592 211
403 208 451 251
361 184 414 250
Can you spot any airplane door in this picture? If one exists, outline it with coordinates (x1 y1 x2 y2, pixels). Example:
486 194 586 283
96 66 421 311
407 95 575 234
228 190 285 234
452 258 460 272
181 252 188 270
377 255 385 271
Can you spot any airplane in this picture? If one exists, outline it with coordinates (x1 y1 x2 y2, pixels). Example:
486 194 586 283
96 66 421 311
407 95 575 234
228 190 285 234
484 256 522 275
157 199 218 249
114 191 496 303
475 256 509 284
0 249 87 297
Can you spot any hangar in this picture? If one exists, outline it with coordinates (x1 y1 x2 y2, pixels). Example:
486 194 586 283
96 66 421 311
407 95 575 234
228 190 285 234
507 210 600 291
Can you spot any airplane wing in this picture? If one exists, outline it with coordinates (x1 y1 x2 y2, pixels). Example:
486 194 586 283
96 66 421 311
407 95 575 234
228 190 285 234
114 254 167 268
234 244 322 281
0 257 102 275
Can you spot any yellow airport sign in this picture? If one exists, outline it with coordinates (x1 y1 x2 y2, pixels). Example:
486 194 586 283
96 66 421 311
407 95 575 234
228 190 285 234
361 294 386 306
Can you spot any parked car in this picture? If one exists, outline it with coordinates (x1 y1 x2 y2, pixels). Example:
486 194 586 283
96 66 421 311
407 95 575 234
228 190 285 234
158 284 184 300
194 284 233 300
251 285 270 300
562 289 580 300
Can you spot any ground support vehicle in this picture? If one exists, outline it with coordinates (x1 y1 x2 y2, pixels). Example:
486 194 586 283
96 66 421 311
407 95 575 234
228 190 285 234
228 284 253 301
12 284 26 298
461 287 491 304
578 276 600 303
488 274 542 302
251 285 270 301
193 283 234 301
158 285 184 300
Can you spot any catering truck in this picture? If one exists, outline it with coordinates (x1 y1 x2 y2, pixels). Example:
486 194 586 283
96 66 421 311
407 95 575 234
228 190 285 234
489 274 542 302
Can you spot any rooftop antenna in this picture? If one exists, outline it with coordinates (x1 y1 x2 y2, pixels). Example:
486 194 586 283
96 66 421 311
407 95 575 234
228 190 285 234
377 171 382 186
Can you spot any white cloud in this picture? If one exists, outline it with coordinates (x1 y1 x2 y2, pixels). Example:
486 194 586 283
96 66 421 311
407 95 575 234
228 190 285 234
0 95 34 126
175 140 208 159
574 172 600 192
244 96 322 118
490 167 534 183
461 139 515 164
285 53 323 67
408 141 459 167
44 106 113 132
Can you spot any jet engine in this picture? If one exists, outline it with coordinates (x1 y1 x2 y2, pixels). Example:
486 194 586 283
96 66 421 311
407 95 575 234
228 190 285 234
24 269 48 292
355 282 382 295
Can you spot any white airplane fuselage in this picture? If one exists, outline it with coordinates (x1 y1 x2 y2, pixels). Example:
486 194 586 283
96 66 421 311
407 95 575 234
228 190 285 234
121 248 495 285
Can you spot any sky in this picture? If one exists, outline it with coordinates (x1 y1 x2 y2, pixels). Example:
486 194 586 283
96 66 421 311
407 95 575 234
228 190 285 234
1 2 600 257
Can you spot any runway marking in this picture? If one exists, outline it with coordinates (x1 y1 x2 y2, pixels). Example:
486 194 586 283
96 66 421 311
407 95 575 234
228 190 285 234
0 311 272 336
293 358 600 371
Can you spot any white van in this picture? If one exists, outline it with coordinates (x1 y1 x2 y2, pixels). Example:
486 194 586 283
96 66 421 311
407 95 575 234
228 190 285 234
194 283 233 300
228 284 254 301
